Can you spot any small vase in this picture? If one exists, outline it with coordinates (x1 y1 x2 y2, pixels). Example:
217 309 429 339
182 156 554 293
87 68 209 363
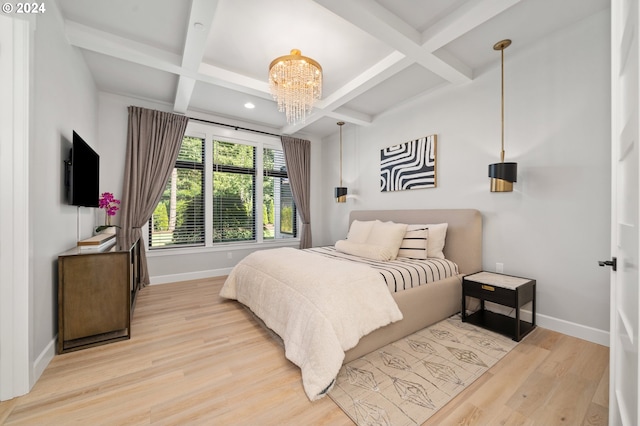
96 212 116 235
100 226 117 235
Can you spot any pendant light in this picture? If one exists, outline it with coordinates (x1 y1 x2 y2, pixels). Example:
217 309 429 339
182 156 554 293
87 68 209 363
335 122 347 203
488 39 517 192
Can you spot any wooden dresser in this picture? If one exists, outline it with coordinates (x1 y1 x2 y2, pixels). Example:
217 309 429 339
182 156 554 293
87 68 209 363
57 234 140 353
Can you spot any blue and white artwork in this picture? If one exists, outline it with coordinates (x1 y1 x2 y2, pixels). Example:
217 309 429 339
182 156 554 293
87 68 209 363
380 135 437 192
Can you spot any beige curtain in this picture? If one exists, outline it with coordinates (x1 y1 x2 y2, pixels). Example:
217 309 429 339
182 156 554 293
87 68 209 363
281 136 312 248
121 106 189 286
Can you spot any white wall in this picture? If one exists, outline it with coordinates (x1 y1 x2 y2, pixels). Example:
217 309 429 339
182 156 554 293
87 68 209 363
97 93 325 283
321 11 611 341
29 2 99 380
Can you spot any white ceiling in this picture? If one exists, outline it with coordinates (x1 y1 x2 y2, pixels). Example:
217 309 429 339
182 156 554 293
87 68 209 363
57 0 608 138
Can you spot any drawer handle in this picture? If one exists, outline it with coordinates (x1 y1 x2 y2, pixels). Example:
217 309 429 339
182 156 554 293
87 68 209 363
481 285 495 291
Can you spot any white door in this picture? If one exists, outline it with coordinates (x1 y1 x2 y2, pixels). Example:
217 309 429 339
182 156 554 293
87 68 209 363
609 1 640 425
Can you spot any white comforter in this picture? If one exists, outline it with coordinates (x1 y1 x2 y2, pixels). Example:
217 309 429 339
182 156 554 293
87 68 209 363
219 247 403 400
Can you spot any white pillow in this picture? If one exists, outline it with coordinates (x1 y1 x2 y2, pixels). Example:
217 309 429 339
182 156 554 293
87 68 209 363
365 220 408 260
397 225 428 260
347 220 375 243
335 239 394 261
424 223 448 259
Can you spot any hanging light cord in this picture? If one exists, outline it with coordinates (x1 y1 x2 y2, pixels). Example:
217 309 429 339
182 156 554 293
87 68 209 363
493 39 511 164
338 122 344 186
500 47 505 163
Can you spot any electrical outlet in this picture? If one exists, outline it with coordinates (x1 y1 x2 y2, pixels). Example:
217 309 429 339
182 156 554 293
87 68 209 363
227 252 233 260
496 262 504 273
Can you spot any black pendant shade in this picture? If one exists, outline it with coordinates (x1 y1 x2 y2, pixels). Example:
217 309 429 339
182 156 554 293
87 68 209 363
488 162 517 182
489 162 517 192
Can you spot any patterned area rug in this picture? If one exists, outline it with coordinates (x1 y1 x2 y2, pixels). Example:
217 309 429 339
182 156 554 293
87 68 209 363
328 314 519 425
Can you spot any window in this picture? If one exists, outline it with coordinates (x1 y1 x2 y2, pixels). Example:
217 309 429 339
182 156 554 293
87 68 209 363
149 123 297 249
263 148 296 240
150 136 205 248
212 140 255 243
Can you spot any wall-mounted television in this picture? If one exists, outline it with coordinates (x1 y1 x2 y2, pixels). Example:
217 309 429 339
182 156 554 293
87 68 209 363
65 131 99 207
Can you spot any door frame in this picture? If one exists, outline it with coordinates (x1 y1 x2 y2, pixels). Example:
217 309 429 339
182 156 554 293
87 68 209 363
0 15 31 401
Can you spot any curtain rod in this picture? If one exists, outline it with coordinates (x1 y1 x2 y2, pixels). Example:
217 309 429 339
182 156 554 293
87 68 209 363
187 116 281 138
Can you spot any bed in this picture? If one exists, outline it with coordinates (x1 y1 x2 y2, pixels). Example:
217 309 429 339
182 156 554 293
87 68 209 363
219 208 482 400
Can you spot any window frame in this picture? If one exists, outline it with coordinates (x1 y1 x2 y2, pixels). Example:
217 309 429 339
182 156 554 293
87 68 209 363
146 121 299 254
262 147 297 241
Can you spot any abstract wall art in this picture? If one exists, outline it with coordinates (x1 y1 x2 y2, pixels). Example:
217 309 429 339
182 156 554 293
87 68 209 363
380 134 437 192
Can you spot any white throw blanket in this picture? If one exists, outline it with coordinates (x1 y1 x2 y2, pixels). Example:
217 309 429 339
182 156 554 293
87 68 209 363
219 247 403 400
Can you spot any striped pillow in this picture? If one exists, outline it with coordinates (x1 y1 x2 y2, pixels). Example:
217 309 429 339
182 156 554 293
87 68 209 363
397 225 428 259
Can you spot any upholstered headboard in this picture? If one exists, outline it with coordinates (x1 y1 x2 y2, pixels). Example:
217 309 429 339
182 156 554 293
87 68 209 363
349 209 482 275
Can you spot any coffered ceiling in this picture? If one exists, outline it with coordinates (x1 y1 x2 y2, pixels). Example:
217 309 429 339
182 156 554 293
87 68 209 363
57 0 608 137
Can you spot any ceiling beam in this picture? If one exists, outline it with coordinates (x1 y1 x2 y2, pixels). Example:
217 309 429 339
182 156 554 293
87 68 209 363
173 0 219 113
421 0 523 51
64 20 272 100
197 62 271 99
326 107 372 126
280 52 410 134
319 51 410 109
65 20 184 75
297 0 522 134
174 77 197 113
312 0 472 84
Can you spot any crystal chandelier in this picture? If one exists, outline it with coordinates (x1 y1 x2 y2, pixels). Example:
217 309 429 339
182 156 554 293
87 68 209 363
268 49 322 124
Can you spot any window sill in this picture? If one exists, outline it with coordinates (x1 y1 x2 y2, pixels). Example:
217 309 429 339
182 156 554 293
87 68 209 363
146 239 300 258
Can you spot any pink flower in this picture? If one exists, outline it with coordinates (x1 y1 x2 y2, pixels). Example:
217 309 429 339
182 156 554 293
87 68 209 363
99 192 120 216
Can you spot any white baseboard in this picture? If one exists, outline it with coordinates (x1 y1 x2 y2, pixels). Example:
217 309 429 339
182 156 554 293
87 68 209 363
33 337 56 388
467 300 609 346
536 313 609 346
149 268 232 285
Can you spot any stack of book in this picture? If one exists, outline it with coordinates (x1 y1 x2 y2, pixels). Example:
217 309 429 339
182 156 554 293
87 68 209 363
77 233 116 251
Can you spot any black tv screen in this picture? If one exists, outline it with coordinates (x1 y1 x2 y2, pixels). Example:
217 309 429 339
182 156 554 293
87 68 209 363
67 131 99 207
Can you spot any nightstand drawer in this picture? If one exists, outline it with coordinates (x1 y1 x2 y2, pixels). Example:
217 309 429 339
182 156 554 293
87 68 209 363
463 280 515 306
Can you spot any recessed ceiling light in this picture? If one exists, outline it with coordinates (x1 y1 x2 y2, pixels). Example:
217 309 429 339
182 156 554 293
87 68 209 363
244 102 255 109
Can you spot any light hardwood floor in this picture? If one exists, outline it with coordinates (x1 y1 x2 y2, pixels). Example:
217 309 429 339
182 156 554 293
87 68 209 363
0 277 609 425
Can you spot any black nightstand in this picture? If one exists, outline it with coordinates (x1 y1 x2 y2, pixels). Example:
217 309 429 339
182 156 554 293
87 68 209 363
462 271 536 341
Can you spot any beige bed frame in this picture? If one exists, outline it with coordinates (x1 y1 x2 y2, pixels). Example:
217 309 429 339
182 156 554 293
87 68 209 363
343 209 483 363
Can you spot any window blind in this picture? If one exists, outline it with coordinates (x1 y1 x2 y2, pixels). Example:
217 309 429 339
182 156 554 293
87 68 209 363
149 136 205 248
212 140 256 243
